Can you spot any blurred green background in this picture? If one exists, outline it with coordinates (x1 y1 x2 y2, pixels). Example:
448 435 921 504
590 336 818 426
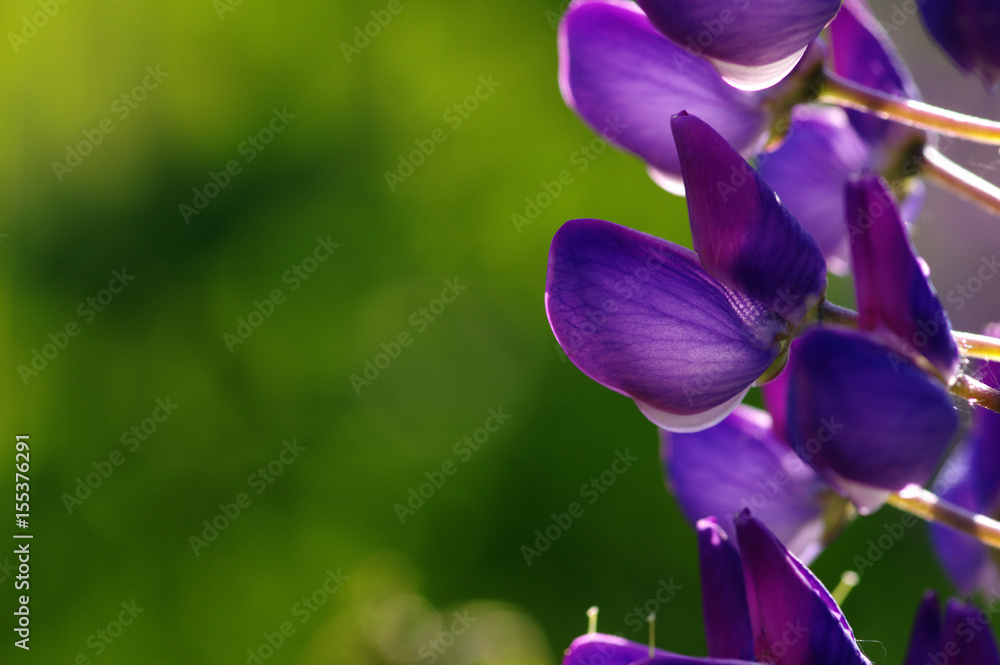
1 0 999 663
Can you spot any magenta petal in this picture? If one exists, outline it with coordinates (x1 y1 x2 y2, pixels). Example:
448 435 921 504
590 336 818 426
786 328 958 505
846 174 959 378
664 407 827 562
559 0 769 192
735 515 870 665
636 0 842 90
696 518 755 661
546 219 785 429
672 113 827 325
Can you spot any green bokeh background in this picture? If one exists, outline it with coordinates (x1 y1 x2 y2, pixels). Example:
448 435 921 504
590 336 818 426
1 0 999 663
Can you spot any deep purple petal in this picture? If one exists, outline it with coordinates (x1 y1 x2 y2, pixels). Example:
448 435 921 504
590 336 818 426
562 633 757 665
827 0 923 146
930 358 1000 595
902 592 942 665
697 518 755 660
757 106 870 273
672 113 827 325
919 0 1000 92
846 174 959 378
786 328 958 509
735 515 871 665
929 465 1000 596
664 407 827 561
636 0 842 90
962 358 1000 514
943 600 1000 665
760 355 792 447
546 219 786 431
559 0 770 193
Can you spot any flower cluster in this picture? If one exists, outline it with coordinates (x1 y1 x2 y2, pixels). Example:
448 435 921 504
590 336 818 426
543 0 1000 660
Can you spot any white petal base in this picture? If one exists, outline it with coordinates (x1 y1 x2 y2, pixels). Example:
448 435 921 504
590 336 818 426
711 47 807 92
635 386 750 433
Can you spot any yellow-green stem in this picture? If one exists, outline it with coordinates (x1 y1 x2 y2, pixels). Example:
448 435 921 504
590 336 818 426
818 72 1000 145
888 485 1000 551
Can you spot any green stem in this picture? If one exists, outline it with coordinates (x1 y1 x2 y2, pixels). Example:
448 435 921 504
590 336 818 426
921 148 1000 220
888 485 1000 551
817 71 1000 145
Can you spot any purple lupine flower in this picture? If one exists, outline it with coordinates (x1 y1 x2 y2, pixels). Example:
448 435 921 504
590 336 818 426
902 592 1000 665
558 0 926 271
634 0 842 91
545 113 825 432
929 336 1000 595
558 0 775 194
758 0 928 272
661 403 843 563
782 175 959 511
562 514 871 665
919 0 1000 92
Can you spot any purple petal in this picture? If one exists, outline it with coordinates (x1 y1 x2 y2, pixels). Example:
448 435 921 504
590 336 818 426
902 592 941 665
635 0 842 90
760 357 792 446
929 358 1000 595
562 633 757 665
929 465 1000 596
735 515 871 665
846 174 959 379
697 518 755 660
786 328 958 510
827 0 923 146
546 219 786 431
672 113 827 325
664 407 828 561
559 0 770 193
757 106 871 274
919 0 1000 92
943 600 1000 665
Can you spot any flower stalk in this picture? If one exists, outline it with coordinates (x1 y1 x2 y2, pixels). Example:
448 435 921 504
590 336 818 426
817 71 1000 145
888 484 1000 551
